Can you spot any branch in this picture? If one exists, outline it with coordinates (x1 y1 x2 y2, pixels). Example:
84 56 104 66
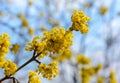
0 51 42 83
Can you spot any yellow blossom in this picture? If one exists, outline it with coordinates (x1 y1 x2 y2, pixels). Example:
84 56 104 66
97 77 105 83
38 62 59 80
43 27 73 53
17 13 24 19
94 64 103 73
0 54 5 68
28 27 35 36
70 9 90 34
25 36 45 54
0 33 11 55
28 0 33 6
22 18 29 28
29 71 41 83
11 44 20 54
2 60 17 77
80 64 102 83
76 54 90 65
100 6 108 15
109 71 117 83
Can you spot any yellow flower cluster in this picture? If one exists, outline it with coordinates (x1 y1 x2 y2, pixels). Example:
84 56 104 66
26 27 73 57
25 36 46 54
28 27 35 36
28 0 33 6
109 71 117 83
80 64 102 83
0 33 11 68
11 44 20 54
100 6 108 15
38 62 59 80
18 13 29 28
97 77 105 83
50 48 72 62
76 54 90 65
43 27 73 53
2 60 17 77
0 54 5 68
70 9 90 34
29 71 41 83
0 33 11 55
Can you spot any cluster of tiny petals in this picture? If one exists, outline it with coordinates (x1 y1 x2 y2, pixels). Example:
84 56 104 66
43 27 73 53
71 9 90 34
2 60 17 77
100 6 108 15
29 71 41 83
0 33 11 55
109 71 118 83
25 36 45 54
80 64 102 83
97 77 105 83
38 62 59 80
76 54 91 65
25 27 73 54
28 27 35 36
11 43 20 54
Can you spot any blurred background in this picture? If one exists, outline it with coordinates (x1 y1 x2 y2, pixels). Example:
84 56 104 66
0 0 120 83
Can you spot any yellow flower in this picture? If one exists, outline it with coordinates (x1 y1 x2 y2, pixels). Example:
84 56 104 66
0 33 11 55
28 27 35 36
17 13 24 19
97 77 105 83
11 44 20 54
25 36 45 54
70 9 90 34
29 71 41 83
22 18 29 28
76 54 90 65
43 27 73 53
3 60 17 77
0 54 5 68
38 62 59 80
28 0 33 6
94 64 103 73
109 71 117 83
100 6 108 15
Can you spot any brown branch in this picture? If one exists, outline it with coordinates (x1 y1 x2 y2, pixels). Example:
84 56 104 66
0 51 42 83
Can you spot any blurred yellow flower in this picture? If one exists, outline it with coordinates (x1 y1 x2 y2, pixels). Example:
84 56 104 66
70 9 90 34
100 6 108 15
29 71 41 83
76 54 90 65
3 60 17 77
11 44 20 54
97 77 105 83
38 62 59 80
28 27 35 36
0 33 11 55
